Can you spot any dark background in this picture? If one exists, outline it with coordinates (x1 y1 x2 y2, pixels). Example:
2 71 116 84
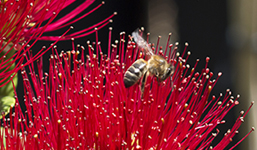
17 0 245 149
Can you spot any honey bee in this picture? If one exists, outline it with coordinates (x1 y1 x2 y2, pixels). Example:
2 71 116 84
123 30 174 97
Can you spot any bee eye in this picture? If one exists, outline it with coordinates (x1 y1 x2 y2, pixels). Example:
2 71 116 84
160 66 174 81
166 66 174 76
167 68 171 75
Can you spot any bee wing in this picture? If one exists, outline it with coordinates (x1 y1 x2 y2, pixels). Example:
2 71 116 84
132 30 154 58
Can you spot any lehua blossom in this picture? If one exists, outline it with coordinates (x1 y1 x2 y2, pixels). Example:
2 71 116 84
0 0 115 86
1 28 254 149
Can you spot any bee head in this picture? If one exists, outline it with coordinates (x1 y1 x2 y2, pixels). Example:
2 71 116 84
160 65 174 81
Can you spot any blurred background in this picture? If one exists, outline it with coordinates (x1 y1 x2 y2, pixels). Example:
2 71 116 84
22 0 256 149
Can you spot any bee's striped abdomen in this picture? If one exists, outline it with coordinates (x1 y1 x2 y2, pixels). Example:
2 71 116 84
123 59 147 88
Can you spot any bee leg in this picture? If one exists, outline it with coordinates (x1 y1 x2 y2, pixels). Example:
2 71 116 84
140 72 148 98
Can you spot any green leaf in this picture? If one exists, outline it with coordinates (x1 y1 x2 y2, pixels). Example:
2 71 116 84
0 96 15 119
0 127 6 148
0 71 17 97
0 44 17 118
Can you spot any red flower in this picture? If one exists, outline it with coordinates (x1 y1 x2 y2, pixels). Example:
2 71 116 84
0 0 115 87
1 29 254 149
1 0 114 43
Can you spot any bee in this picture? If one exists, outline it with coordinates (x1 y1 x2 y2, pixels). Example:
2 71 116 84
123 30 174 97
